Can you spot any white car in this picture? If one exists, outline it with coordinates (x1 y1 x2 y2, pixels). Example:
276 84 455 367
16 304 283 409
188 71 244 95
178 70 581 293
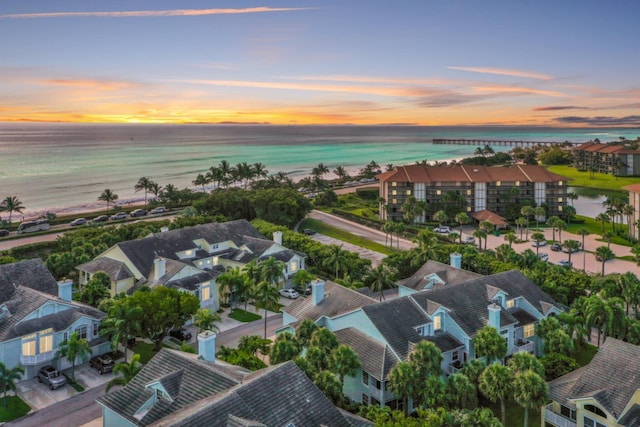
531 240 547 247
278 288 300 299
538 252 549 262
149 206 167 214
462 236 476 244
433 226 451 234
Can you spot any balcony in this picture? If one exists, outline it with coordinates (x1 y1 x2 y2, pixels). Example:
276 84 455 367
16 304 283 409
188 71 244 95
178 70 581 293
20 350 55 365
447 361 463 375
544 405 576 427
511 339 535 355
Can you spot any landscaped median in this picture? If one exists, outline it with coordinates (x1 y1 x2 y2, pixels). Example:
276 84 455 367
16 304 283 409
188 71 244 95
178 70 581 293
298 218 396 256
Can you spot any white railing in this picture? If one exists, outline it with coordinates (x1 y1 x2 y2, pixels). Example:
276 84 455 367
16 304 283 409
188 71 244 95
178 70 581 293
512 339 535 354
544 405 576 427
20 350 55 365
447 363 463 375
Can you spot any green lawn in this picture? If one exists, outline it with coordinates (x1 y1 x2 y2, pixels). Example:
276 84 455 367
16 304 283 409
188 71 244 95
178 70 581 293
546 165 639 191
229 309 262 322
481 398 540 426
0 396 31 422
574 342 598 367
131 341 158 364
63 374 85 392
564 215 632 247
298 218 396 256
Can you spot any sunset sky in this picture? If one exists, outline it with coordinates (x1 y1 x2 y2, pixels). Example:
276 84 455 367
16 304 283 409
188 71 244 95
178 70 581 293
2 1 639 126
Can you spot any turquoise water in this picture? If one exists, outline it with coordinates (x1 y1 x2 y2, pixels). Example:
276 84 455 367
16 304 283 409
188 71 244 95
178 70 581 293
0 123 638 217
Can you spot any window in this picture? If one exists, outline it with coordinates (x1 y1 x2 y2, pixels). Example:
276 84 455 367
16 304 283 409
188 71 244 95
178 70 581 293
93 323 99 337
76 326 87 340
436 190 441 195
406 190 411 195
201 285 211 301
583 417 606 427
22 335 36 356
361 394 369 405
506 299 515 308
515 181 520 186
156 389 163 401
584 405 607 418
63 332 68 342
39 334 53 353
558 181 563 186
415 326 424 336
467 206 472 212
560 405 576 421
391 190 397 196
434 315 442 331
290 261 298 273
392 182 397 187
524 323 535 338
374 378 382 390
558 197 563 202
466 189 471 195
558 206 563 212
452 351 459 362
392 199 397 204
496 181 501 186
362 371 369 386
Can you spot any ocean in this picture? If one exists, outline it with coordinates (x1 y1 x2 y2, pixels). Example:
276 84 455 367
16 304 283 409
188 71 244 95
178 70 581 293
0 123 638 218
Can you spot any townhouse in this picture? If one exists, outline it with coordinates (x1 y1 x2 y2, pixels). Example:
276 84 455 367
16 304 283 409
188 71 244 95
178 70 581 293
573 142 640 176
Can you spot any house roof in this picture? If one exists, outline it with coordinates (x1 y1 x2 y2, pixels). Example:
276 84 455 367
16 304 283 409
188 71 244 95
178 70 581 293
97 348 247 426
470 210 509 227
623 183 640 193
166 268 224 292
0 258 59 299
619 404 640 427
282 281 377 322
508 308 537 326
334 327 399 381
548 338 640 420
397 259 482 291
573 143 640 155
377 164 567 184
76 257 134 282
147 361 363 427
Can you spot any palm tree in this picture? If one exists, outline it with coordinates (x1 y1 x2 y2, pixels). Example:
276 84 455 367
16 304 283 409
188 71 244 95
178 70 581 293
252 162 268 182
504 232 517 248
617 272 640 317
366 264 395 301
291 270 314 293
218 160 233 187
546 216 560 242
98 189 119 214
479 363 513 426
0 363 24 407
193 308 221 332
57 331 92 382
533 206 546 229
217 267 246 309
134 177 153 206
105 354 142 392
270 332 300 364
455 212 471 243
260 256 285 288
433 210 448 228
387 361 416 416
595 213 610 235
473 229 487 251
78 279 111 307
563 239 581 265
623 204 635 237
323 245 346 279
413 229 439 266
312 163 329 178
408 341 443 380
473 326 507 363
584 294 624 346
556 219 566 243
531 232 545 255
333 166 349 181
513 370 548 427
253 280 279 339
595 245 615 275
192 174 208 193
567 191 578 206
0 196 25 224
328 344 361 383
445 373 477 410
101 300 142 363
148 181 162 199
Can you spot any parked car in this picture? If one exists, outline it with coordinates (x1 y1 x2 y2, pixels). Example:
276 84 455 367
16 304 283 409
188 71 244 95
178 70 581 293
90 354 115 374
93 215 109 222
169 328 192 341
0 229 9 237
130 209 148 217
433 226 451 234
110 212 127 220
550 243 562 252
556 260 572 267
70 218 87 226
531 240 547 247
37 365 66 390
302 228 316 235
149 206 166 214
278 288 300 299
462 236 475 244
538 252 549 262
293 285 312 295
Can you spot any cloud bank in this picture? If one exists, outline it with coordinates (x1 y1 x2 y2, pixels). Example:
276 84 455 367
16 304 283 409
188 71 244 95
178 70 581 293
0 7 313 19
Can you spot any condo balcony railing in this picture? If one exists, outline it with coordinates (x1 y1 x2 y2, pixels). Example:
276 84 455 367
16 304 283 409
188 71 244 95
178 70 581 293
20 350 55 365
511 339 535 355
544 405 577 427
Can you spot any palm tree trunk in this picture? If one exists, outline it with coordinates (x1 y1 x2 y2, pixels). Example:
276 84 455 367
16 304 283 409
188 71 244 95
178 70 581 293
524 407 529 427
500 399 506 427
264 308 268 339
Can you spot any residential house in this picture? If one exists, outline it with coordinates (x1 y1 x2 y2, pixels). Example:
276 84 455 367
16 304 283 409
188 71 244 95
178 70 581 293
396 255 482 296
545 338 640 427
97 334 372 427
623 183 640 240
0 259 109 380
573 142 640 176
77 220 306 311
282 269 562 411
377 164 568 223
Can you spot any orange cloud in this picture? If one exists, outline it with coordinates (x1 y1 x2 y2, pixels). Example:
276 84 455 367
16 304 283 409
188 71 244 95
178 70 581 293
448 66 553 80
41 79 139 91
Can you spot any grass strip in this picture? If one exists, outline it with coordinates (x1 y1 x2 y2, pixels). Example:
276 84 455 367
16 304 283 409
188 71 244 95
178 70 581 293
299 218 396 256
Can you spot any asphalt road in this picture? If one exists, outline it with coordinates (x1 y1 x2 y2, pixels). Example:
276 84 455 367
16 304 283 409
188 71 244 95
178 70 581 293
216 313 284 349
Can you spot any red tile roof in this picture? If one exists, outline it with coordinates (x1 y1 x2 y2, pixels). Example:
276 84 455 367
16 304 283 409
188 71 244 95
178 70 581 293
470 210 509 226
573 143 640 155
623 183 640 193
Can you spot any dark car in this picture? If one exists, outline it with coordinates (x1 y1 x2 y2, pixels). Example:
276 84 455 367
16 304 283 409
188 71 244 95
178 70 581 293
0 229 9 237
550 243 562 252
302 228 316 235
37 365 66 390
93 215 109 222
169 328 192 341
90 354 115 374
293 285 312 295
130 209 148 218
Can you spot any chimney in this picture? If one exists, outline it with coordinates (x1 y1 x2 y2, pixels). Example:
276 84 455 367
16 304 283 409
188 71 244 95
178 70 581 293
450 252 462 269
198 330 217 363
160 226 169 233
57 278 73 302
488 303 501 329
311 279 325 306
154 257 166 280
273 231 283 246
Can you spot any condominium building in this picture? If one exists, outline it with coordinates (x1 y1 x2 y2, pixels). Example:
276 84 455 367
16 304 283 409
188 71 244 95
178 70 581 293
573 142 640 176
377 164 568 223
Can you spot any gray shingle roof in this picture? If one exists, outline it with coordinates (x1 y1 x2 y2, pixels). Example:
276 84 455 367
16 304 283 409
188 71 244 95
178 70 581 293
548 338 640 419
148 361 358 427
283 281 377 322
166 270 221 292
397 260 482 291
334 327 399 380
97 349 246 426
509 308 537 326
428 331 464 353
619 404 640 426
76 257 134 282
0 258 58 300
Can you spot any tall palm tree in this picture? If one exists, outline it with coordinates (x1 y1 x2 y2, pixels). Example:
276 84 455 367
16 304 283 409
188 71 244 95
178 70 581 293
323 245 346 279
531 232 545 255
134 177 153 206
57 331 92 382
387 361 416 416
567 191 578 206
260 256 285 288
473 326 507 363
101 300 142 363
217 267 246 309
513 370 548 427
433 210 448 228
595 245 615 275
98 189 119 214
193 308 221 332
595 213 610 235
148 181 162 199
455 212 471 243
328 344 361 383
312 163 329 178
332 166 349 181
192 174 208 193
0 363 24 407
366 264 395 301
504 232 517 248
252 162 268 183
584 294 624 346
106 354 142 392
533 206 546 229
473 229 487 251
0 196 25 224
563 239 581 265
479 363 513 427
253 280 279 339
413 229 439 266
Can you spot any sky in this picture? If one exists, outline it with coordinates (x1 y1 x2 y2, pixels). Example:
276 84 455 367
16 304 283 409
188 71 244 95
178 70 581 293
1 1 639 126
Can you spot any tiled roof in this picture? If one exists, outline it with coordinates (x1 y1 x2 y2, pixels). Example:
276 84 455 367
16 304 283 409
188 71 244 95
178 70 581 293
148 361 357 427
508 308 537 326
166 270 222 292
619 404 640 427
470 210 509 226
428 331 464 353
97 349 246 426
76 257 134 282
334 327 399 380
282 281 377 322
338 409 374 427
0 258 58 299
397 260 481 291
623 183 640 193
548 338 640 419
377 164 567 184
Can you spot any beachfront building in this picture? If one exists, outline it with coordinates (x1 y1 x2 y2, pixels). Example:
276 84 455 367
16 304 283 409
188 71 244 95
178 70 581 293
97 345 370 427
76 219 306 311
545 338 640 427
0 259 109 381
280 269 562 412
623 183 640 240
572 141 640 176
377 164 568 224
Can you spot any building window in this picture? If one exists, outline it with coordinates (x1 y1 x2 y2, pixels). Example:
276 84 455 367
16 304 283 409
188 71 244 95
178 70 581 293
452 351 459 362
76 326 87 340
584 405 607 418
392 182 397 187
290 261 298 273
392 199 397 204
374 378 382 390
558 197 563 202
201 285 211 301
560 405 576 421
39 334 53 353
558 206 563 212
362 371 369 386
466 189 471 195
415 326 424 336
506 299 515 308
185 250 193 257
436 190 441 195
22 334 36 356
496 181 501 186
391 190 397 196
63 332 68 342
361 394 369 405
583 417 606 427
558 181 563 186
515 181 520 186
524 323 535 338
406 190 411 195
156 389 163 401
434 315 442 331
467 206 472 212
93 323 99 337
